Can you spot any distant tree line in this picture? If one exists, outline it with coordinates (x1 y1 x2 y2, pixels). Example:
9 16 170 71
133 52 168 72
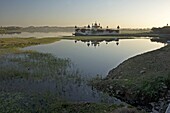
0 26 74 33
151 26 170 34
0 26 22 31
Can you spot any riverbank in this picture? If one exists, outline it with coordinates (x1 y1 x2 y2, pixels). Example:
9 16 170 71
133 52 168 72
91 44 170 112
0 37 60 55
0 37 145 113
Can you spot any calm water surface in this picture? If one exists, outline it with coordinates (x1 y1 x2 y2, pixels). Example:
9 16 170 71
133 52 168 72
24 38 165 77
11 37 165 103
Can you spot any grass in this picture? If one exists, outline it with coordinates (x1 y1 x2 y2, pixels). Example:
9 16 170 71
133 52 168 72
0 37 60 55
0 37 60 49
0 51 71 80
0 29 6 34
0 92 139 113
91 45 170 112
0 37 136 113
0 50 124 113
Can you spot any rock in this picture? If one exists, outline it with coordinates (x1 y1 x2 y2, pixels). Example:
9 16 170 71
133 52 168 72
154 105 160 111
142 67 146 70
118 76 122 79
165 104 170 113
109 85 113 89
116 90 121 95
150 102 155 107
152 108 159 113
162 85 167 89
124 79 128 81
121 85 125 88
140 70 145 74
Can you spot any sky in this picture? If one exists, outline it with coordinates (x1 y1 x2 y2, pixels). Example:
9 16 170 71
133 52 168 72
0 0 170 28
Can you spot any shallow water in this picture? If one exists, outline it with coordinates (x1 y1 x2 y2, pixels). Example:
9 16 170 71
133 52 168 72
0 53 122 104
0 78 121 103
1 37 165 104
24 38 165 77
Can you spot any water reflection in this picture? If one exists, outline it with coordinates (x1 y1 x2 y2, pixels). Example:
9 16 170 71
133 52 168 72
74 37 170 48
24 38 165 76
20 38 165 103
0 53 122 104
75 38 120 47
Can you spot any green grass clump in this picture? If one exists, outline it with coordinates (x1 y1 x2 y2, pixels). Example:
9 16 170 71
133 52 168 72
139 74 170 101
91 45 170 111
0 92 128 113
0 37 60 49
0 51 70 80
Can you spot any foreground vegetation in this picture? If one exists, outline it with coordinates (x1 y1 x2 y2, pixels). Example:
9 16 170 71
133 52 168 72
0 37 145 113
0 37 60 55
91 45 170 112
0 92 129 113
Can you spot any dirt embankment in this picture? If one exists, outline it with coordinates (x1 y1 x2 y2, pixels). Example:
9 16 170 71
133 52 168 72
92 45 170 112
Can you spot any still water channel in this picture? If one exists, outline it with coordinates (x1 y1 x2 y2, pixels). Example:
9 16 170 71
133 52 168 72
24 38 165 76
20 37 165 104
0 32 167 105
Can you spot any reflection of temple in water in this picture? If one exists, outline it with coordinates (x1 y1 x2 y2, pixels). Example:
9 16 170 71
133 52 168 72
116 41 119 45
74 38 120 47
91 41 100 47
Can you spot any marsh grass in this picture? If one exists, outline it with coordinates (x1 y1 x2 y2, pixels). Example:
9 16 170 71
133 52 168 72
0 91 127 113
0 37 132 112
0 51 71 80
0 37 60 49
0 51 128 113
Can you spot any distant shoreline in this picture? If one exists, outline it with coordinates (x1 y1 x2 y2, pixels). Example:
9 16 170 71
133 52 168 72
1 26 170 38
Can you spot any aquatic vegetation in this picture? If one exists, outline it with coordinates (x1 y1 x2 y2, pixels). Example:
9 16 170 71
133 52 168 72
0 51 71 80
0 37 143 112
0 50 120 105
0 91 128 113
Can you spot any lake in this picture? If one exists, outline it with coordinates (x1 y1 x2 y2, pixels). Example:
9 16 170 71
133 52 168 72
3 36 165 104
24 38 165 77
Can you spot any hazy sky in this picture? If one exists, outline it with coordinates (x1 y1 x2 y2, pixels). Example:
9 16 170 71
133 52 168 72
0 0 170 28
